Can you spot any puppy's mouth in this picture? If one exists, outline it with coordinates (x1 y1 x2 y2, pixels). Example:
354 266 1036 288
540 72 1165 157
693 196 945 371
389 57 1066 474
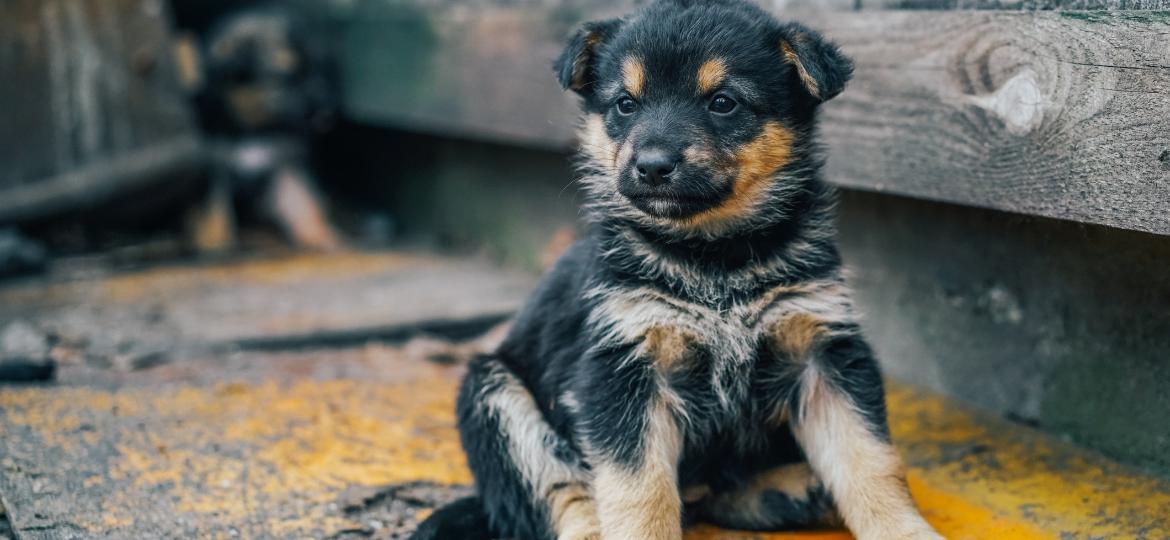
626 193 720 219
617 166 730 220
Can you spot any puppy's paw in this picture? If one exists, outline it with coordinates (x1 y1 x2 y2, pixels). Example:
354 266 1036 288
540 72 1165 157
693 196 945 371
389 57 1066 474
552 485 600 540
556 508 601 540
903 532 945 540
558 529 600 540
900 532 944 540
888 522 945 540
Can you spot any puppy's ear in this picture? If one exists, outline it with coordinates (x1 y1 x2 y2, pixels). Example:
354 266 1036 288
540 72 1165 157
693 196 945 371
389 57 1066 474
554 18 623 96
777 23 853 103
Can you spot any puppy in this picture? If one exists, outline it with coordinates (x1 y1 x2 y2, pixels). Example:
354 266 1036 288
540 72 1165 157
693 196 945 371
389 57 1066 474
414 1 942 539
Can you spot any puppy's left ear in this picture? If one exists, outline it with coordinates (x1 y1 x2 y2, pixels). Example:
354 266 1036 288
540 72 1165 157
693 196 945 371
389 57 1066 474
777 23 853 103
554 18 624 96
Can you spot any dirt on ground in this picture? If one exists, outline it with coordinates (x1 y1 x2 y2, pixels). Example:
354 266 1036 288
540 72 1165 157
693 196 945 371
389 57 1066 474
0 251 530 539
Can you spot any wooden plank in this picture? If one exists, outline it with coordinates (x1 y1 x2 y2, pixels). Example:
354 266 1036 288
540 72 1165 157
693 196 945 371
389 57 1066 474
339 3 585 149
340 5 1170 235
0 137 205 224
873 0 1170 9
0 0 202 223
798 0 1170 8
0 252 534 367
811 10 1170 235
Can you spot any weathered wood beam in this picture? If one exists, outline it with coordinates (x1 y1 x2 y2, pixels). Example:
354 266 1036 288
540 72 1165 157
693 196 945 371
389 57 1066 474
869 0 1170 8
340 4 584 150
813 11 1170 234
0 137 205 224
0 0 203 224
340 6 1170 234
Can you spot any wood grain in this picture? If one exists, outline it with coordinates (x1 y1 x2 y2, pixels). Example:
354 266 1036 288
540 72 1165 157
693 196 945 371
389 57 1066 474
0 0 199 217
339 4 1170 234
0 251 533 356
872 0 1170 9
810 10 1170 234
341 4 588 149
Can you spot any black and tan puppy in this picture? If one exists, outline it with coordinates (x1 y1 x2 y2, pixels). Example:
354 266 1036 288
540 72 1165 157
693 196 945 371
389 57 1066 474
414 1 942 538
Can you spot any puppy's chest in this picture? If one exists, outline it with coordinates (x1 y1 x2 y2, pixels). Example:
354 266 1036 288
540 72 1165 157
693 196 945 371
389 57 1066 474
588 281 853 413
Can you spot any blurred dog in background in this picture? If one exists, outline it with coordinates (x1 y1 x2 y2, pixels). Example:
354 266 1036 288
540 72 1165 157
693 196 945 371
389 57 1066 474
188 6 342 253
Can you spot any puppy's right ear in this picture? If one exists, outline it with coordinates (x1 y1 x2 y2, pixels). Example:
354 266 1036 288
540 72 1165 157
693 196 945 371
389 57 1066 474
777 22 853 103
554 18 623 96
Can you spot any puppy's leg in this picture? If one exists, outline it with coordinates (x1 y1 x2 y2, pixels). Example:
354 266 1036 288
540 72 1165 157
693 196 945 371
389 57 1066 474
577 344 684 540
590 400 683 540
791 335 941 540
459 355 599 540
700 462 837 531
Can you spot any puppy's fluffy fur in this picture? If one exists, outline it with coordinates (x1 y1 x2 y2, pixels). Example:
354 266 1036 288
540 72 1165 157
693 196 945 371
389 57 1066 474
414 1 941 539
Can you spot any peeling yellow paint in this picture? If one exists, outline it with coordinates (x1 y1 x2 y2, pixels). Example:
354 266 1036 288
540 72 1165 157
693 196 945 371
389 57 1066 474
2 368 1167 539
0 357 468 538
0 251 440 308
906 474 1053 540
887 385 1170 540
101 514 135 529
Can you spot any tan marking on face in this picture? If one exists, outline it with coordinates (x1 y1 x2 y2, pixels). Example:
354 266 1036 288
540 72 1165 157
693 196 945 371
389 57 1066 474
681 121 795 230
623 56 647 98
794 368 940 539
641 326 694 372
781 39 822 101
772 312 829 360
615 139 636 171
682 144 716 167
547 482 600 539
592 399 683 540
696 58 728 94
579 114 617 168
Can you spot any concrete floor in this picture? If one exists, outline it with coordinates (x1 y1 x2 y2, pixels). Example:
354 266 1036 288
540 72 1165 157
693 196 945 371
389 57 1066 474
1 251 1167 539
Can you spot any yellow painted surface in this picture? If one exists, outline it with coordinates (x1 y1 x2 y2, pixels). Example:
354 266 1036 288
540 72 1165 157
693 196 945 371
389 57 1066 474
886 386 1170 539
0 349 469 539
1 353 1168 539
0 251 439 308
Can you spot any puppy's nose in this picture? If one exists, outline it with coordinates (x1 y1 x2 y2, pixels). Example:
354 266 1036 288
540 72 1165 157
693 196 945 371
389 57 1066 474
634 149 679 187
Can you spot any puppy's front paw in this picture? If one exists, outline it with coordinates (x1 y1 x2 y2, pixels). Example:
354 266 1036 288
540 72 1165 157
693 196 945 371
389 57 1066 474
556 510 601 540
861 516 943 540
557 529 600 540
889 522 945 540
901 532 944 540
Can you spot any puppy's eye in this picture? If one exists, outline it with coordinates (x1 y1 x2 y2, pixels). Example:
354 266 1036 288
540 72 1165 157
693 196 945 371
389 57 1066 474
708 95 737 115
616 96 639 116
